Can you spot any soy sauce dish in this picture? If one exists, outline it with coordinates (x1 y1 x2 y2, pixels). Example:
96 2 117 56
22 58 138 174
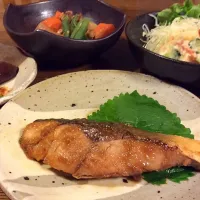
125 0 200 86
0 43 37 105
3 0 126 67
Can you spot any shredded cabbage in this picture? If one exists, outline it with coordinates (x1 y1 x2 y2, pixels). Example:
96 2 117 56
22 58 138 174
142 16 200 54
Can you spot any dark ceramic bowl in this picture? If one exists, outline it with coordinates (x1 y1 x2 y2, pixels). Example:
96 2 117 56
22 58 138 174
125 12 200 86
4 0 126 67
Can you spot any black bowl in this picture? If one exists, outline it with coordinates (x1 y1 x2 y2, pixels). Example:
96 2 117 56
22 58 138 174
125 12 200 86
4 0 126 68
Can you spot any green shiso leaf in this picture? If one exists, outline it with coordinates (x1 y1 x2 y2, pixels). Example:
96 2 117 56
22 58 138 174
143 167 195 185
88 91 193 138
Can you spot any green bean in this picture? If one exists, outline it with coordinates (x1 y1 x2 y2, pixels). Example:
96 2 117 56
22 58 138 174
62 15 70 37
70 19 83 39
70 18 90 40
70 14 80 33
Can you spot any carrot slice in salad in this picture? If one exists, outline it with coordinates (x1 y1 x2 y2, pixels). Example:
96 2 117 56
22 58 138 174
93 23 115 39
42 17 62 31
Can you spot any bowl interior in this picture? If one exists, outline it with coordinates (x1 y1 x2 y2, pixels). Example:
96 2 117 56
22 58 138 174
5 0 125 34
126 12 156 48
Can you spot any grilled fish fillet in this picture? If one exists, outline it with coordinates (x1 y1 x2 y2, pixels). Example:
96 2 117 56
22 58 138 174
20 119 200 179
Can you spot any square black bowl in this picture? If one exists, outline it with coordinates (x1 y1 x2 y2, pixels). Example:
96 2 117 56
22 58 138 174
4 0 126 68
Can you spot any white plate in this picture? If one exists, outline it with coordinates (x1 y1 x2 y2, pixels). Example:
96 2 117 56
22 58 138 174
0 70 200 200
0 44 37 105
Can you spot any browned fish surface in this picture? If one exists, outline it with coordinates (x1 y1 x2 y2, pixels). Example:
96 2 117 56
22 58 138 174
20 119 200 179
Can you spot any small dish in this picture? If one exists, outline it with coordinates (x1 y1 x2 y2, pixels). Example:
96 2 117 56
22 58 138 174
3 0 126 67
0 43 37 105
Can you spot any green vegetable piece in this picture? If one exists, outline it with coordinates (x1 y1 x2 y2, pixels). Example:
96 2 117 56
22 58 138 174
189 39 200 58
62 15 70 37
189 38 200 51
70 14 80 33
88 91 195 185
187 5 200 18
70 19 83 39
70 18 90 40
184 0 193 12
157 8 174 25
143 167 195 185
157 0 197 25
171 3 183 14
164 49 181 59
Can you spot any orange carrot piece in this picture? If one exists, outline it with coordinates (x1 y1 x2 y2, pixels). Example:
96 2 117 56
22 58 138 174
42 17 62 31
93 23 115 39
55 11 63 19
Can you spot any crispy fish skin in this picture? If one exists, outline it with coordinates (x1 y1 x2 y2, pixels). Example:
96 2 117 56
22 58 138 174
19 119 200 179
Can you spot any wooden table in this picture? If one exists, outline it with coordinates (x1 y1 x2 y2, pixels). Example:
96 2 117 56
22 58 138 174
0 0 200 199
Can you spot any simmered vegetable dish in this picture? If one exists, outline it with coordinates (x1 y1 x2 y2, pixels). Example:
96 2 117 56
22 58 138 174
36 10 116 40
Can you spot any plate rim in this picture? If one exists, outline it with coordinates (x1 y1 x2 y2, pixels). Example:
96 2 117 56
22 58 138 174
4 70 200 108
